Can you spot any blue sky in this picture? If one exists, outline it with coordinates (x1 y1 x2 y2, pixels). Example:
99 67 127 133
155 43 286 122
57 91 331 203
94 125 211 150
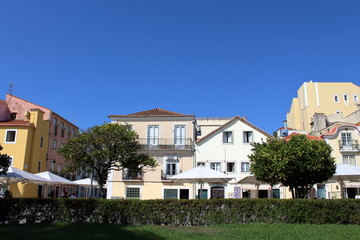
1 1 359 134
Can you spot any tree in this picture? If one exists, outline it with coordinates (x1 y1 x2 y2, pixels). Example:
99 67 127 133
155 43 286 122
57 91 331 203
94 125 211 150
0 144 10 175
249 134 336 198
58 123 158 198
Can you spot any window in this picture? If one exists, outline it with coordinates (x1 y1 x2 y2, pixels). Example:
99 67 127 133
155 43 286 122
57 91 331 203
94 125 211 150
223 131 233 143
50 162 55 172
243 131 253 143
341 133 352 150
58 164 62 173
8 156 13 166
52 139 57 149
227 162 235 173
126 187 140 199
53 118 58 135
164 189 178 199
166 161 177 176
60 122 65 137
67 126 71 138
5 130 17 143
241 162 250 172
174 125 186 147
148 125 159 146
197 162 205 167
354 95 359 103
210 162 221 172
343 155 356 166
344 94 349 102
40 136 44 148
38 161 41 173
334 95 339 103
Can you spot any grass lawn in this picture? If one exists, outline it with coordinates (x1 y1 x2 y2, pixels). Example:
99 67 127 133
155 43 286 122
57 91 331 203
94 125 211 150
1 223 360 240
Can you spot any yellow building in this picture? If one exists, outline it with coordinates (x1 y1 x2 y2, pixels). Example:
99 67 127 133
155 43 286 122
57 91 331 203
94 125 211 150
287 81 360 133
0 109 49 198
107 108 196 200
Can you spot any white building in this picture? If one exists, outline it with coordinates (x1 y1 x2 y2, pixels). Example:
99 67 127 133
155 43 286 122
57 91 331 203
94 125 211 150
194 116 278 199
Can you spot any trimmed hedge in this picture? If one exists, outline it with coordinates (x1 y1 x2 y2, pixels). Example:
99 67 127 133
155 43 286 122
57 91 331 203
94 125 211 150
1 198 360 225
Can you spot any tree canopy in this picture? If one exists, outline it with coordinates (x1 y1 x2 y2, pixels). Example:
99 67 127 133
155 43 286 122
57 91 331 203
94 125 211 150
249 134 336 198
58 123 157 198
0 144 10 175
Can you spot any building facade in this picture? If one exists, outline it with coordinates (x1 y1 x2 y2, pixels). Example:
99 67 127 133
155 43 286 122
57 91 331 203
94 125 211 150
107 108 196 200
194 116 279 199
286 81 360 133
1 94 79 198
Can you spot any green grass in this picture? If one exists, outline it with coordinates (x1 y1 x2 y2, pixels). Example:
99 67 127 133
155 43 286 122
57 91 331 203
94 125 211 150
1 223 360 240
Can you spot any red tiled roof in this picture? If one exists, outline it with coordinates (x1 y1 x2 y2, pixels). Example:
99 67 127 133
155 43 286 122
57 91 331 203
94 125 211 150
321 123 359 137
0 120 33 127
109 108 194 118
283 133 323 141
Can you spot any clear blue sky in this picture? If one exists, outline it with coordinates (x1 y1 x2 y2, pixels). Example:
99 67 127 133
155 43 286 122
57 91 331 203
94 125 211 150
1 1 359 134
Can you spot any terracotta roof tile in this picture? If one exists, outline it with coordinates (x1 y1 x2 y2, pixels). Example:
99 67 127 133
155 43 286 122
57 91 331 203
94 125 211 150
0 120 33 127
283 133 323 141
109 108 194 118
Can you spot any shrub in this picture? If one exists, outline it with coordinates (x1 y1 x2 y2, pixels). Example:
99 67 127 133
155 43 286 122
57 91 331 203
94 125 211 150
1 198 360 225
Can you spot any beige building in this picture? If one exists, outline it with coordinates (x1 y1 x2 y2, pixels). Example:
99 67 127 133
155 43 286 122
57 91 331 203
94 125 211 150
287 81 360 133
107 108 196 200
195 116 281 199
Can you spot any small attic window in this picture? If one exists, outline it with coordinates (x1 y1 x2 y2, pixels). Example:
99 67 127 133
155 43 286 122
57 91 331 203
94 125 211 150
334 95 339 103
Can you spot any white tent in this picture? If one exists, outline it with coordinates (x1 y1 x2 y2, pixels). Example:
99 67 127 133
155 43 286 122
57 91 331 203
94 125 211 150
170 165 234 199
330 164 360 182
0 167 50 185
73 178 99 186
35 171 75 185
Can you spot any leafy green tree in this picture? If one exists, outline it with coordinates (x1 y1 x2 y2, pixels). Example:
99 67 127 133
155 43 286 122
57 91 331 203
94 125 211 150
58 123 157 198
249 134 336 198
0 144 10 175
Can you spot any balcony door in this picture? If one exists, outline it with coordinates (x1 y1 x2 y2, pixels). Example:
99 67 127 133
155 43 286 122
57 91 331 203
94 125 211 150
148 125 159 146
341 133 352 150
174 125 186 148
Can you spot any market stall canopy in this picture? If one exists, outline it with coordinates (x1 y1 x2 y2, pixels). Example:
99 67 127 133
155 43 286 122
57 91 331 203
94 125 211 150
0 167 50 185
73 178 99 186
170 165 234 184
328 164 360 182
35 171 75 185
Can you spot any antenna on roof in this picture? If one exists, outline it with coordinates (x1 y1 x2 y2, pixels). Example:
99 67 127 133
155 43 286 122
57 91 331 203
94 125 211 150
7 82 14 94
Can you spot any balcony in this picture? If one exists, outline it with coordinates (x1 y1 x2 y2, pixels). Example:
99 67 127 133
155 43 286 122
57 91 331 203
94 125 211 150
138 138 193 151
122 169 143 181
339 140 360 151
161 170 181 181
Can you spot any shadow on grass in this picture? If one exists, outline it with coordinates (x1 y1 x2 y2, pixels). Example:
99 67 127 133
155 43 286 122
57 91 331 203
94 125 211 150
0 223 166 240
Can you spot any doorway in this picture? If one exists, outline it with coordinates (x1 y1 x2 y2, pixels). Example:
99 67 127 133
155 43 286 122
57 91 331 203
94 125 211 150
211 187 225 199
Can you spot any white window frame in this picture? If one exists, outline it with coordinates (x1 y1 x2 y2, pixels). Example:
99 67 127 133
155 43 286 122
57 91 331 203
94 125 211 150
5 129 17 143
164 157 179 177
343 155 356 166
125 186 141 199
8 156 14 167
241 162 250 172
344 94 349 102
210 162 221 172
50 162 55 172
223 131 233 144
354 95 359 103
243 131 253 143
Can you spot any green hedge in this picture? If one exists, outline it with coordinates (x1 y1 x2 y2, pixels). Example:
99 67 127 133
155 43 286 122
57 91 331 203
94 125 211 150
1 198 360 225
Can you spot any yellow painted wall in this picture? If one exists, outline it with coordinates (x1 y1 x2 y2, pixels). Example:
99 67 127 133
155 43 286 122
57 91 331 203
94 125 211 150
287 82 360 133
0 110 50 198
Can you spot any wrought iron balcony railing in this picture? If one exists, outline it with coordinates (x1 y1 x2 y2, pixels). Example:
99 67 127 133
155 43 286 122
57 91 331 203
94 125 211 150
161 169 181 180
339 140 360 151
122 169 143 181
138 138 193 151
